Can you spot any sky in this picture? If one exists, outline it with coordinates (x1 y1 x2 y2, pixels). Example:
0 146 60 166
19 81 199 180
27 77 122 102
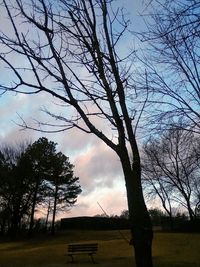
0 0 153 220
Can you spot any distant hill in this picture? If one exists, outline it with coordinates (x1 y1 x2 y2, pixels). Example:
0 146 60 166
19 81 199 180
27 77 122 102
60 216 130 230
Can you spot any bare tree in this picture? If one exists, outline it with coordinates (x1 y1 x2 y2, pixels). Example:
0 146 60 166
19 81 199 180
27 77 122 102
142 166 174 230
0 1 153 266
142 125 200 221
136 0 200 133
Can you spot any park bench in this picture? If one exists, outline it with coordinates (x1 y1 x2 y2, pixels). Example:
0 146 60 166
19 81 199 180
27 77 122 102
67 243 98 263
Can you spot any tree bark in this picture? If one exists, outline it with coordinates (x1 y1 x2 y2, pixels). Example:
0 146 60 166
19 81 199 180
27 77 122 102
28 180 39 236
51 185 58 235
45 200 51 232
120 151 153 267
127 175 153 267
10 210 21 239
186 199 195 221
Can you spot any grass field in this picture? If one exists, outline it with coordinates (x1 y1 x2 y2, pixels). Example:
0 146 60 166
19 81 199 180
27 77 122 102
0 230 199 267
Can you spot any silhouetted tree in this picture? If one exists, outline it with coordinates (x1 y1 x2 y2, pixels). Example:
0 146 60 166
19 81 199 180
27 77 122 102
23 137 81 236
0 138 81 237
24 137 57 236
120 210 129 220
0 1 153 266
142 125 200 221
148 208 167 227
47 152 81 235
0 142 32 238
142 157 174 230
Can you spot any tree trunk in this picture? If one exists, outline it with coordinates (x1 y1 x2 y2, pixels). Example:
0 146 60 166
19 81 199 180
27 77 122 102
127 176 153 267
169 213 174 231
10 211 21 239
120 155 153 267
186 199 195 221
0 215 6 236
51 185 58 235
29 181 39 236
45 199 51 232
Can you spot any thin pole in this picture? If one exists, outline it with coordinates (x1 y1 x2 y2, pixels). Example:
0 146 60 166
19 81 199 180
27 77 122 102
97 202 130 244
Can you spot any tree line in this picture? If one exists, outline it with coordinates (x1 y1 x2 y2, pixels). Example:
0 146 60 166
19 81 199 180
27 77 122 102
0 137 81 238
96 208 198 232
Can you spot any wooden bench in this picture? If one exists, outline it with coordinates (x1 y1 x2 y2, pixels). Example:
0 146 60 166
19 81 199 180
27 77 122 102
67 243 98 263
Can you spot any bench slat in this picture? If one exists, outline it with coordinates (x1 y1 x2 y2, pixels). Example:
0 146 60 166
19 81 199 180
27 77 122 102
68 249 97 252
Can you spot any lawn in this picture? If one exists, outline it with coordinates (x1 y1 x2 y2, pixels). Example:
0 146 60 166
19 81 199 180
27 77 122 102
0 230 199 267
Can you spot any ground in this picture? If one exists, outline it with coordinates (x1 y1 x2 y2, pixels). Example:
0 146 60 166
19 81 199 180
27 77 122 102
0 230 199 267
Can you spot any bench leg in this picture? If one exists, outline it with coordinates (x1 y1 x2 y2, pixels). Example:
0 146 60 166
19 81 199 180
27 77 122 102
68 255 74 263
90 253 95 264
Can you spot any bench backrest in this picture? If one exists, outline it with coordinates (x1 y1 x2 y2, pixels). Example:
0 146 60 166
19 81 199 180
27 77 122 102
68 243 98 253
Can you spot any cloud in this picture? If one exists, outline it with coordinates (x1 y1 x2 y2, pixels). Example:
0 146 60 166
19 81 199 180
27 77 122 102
73 140 123 194
0 92 50 142
58 128 99 158
59 185 128 218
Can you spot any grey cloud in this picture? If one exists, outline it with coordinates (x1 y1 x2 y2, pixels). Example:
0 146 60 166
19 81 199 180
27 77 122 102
73 142 123 195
